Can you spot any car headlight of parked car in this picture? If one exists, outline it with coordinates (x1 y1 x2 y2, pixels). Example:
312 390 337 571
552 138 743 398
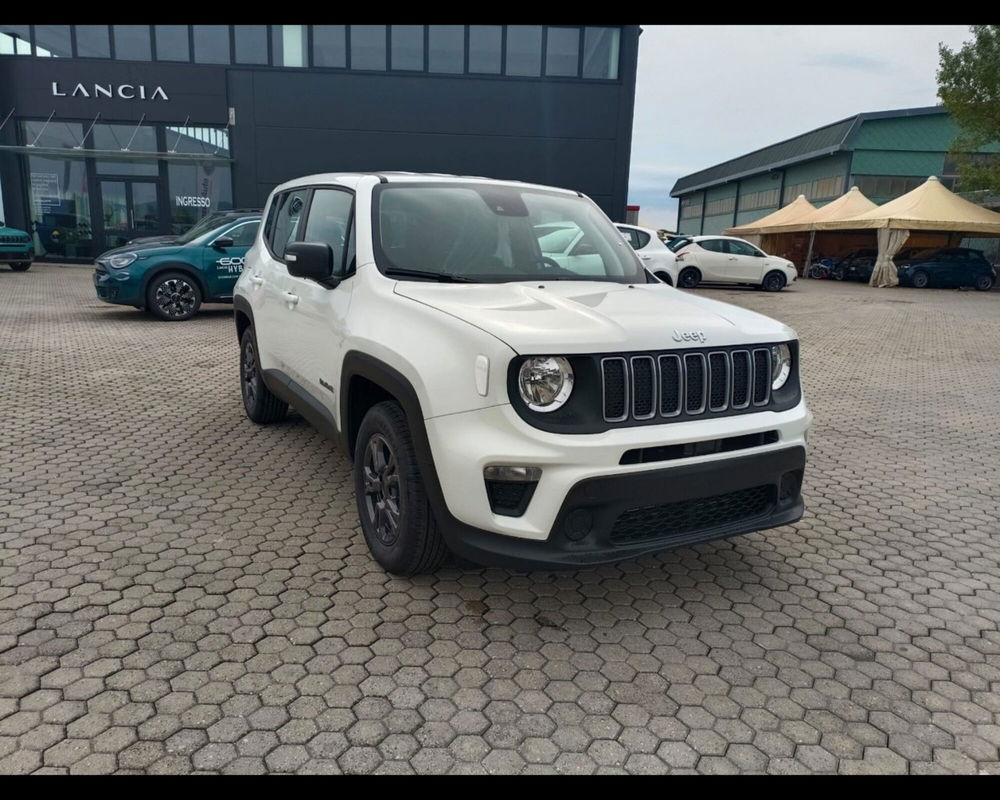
107 252 138 269
517 356 574 412
771 343 792 391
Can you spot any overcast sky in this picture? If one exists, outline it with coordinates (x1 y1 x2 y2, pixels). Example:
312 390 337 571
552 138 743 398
627 25 974 231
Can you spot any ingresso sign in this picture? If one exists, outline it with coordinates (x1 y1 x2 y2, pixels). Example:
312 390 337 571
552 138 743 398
51 82 169 101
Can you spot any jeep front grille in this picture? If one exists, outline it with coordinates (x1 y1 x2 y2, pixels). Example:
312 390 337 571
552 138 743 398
602 347 772 423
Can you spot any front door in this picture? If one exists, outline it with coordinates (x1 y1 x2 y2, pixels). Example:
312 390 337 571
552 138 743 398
202 219 260 299
723 239 767 283
98 179 162 251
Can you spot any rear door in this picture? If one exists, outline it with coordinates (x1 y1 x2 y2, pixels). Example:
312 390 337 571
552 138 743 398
692 238 731 281
203 219 259 298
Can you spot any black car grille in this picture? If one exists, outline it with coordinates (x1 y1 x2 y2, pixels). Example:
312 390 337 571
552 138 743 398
0 234 30 244
602 347 772 424
610 484 776 544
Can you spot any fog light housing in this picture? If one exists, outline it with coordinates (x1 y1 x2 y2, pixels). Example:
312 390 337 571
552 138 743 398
779 469 803 505
484 465 541 517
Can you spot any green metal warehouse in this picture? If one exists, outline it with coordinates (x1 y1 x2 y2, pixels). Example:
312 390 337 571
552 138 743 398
670 106 1000 251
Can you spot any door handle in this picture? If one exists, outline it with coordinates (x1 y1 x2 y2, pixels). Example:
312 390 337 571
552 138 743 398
282 291 299 306
250 275 264 286
639 254 651 260
728 256 737 260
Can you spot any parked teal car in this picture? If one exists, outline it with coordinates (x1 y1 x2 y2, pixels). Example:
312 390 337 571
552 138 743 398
0 220 34 271
93 210 261 320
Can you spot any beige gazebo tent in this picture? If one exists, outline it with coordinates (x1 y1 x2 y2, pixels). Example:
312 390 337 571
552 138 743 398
726 194 817 237
818 176 1000 286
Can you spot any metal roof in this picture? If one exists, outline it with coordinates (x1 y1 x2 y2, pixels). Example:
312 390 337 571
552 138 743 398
670 106 947 197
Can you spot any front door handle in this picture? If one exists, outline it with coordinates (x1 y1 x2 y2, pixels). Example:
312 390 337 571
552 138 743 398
728 256 738 260
281 291 299 306
639 254 651 260
250 275 264 286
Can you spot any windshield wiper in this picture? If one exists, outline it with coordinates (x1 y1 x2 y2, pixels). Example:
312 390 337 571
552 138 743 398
383 267 479 283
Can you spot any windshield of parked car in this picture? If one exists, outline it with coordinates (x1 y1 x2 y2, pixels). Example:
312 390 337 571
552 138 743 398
374 184 646 283
175 213 228 245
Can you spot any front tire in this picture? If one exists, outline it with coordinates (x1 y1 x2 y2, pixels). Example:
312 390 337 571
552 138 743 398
240 328 287 424
762 270 786 292
678 267 701 289
9 261 31 272
911 270 930 289
974 274 994 291
146 271 202 320
354 401 447 575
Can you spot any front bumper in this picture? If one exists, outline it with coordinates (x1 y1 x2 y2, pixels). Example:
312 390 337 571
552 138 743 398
424 400 810 569
93 266 142 305
1 248 32 262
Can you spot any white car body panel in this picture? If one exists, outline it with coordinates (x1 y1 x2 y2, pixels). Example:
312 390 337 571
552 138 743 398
615 223 679 286
675 235 798 288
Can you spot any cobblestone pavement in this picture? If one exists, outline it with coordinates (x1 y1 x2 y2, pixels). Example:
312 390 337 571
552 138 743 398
1 264 999 774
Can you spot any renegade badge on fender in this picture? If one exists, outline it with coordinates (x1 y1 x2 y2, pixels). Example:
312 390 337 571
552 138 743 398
93 210 261 320
234 173 812 575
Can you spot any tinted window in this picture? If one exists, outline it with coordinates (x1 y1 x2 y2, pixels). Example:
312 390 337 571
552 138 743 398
726 240 759 257
234 25 268 64
667 236 693 252
113 25 151 60
1 25 33 55
699 239 726 253
303 189 354 276
468 26 501 73
505 25 542 76
74 26 111 58
222 221 259 247
193 25 230 64
312 25 346 68
391 25 424 71
34 26 73 57
582 27 620 79
272 25 306 67
155 25 190 61
267 190 308 259
545 27 580 77
351 25 386 70
428 25 464 73
634 230 651 249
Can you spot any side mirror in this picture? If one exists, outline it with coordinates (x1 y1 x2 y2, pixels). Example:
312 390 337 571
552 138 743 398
285 241 338 287
210 236 234 249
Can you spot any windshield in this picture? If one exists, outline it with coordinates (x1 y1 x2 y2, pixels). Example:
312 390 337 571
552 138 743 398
373 184 645 283
175 213 228 245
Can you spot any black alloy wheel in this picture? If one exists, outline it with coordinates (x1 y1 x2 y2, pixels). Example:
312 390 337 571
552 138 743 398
148 272 202 320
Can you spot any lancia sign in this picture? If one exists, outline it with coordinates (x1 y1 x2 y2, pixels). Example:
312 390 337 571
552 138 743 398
51 82 169 101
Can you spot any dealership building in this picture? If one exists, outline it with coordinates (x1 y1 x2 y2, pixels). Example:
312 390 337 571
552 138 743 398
670 105 1000 238
0 24 639 260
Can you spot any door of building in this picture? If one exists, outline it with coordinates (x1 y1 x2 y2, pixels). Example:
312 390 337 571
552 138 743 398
97 179 163 251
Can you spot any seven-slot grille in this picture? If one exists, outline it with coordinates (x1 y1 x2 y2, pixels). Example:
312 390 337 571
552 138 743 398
602 347 772 423
1 234 30 244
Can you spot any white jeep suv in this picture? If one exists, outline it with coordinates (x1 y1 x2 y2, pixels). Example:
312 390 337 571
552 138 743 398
234 173 811 575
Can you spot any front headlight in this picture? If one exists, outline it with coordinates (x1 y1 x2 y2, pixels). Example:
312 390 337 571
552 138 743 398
771 343 792 390
108 252 138 269
517 356 574 412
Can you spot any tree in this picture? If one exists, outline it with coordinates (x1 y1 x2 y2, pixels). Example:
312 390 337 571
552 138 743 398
938 25 1000 193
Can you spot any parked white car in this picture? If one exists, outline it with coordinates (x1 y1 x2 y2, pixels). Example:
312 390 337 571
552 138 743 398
615 223 679 286
669 235 798 291
234 172 810 575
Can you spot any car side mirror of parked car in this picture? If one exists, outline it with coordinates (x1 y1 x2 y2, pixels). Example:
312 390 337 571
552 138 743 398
210 236 234 249
285 241 339 288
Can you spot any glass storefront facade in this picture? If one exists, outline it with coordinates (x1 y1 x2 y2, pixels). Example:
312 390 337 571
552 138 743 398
14 119 231 258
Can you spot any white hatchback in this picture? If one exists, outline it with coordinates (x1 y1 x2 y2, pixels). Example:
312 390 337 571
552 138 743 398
615 223 679 286
669 235 797 292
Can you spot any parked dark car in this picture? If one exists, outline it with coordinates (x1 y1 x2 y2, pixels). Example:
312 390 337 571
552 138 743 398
897 247 996 290
831 247 925 282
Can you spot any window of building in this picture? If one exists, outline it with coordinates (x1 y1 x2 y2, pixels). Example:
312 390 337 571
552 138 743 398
193 25 230 64
582 27 620 79
234 25 268 65
25 154 92 258
738 187 780 212
0 25 32 55
505 25 542 76
853 174 924 200
679 194 703 220
167 161 234 234
428 25 464 73
704 196 736 217
73 26 110 59
350 25 387 71
783 175 845 204
113 25 151 61
155 26 190 62
303 189 354 275
545 27 580 77
468 25 501 74
167 126 230 157
92 124 159 175
272 25 306 67
312 25 346 68
391 25 424 71
34 26 72 58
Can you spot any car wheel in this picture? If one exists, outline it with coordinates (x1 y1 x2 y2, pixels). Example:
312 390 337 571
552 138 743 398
678 267 701 289
974 274 994 291
762 270 786 292
655 271 674 286
832 264 846 281
911 270 930 289
354 400 448 576
9 261 31 271
146 271 202 320
240 327 288 424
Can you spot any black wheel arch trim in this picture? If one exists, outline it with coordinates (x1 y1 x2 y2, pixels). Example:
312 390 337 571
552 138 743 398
233 295 254 342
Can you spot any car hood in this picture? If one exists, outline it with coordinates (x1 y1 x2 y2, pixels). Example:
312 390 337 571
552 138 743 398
97 240 183 260
0 225 30 238
393 280 795 354
127 234 177 246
